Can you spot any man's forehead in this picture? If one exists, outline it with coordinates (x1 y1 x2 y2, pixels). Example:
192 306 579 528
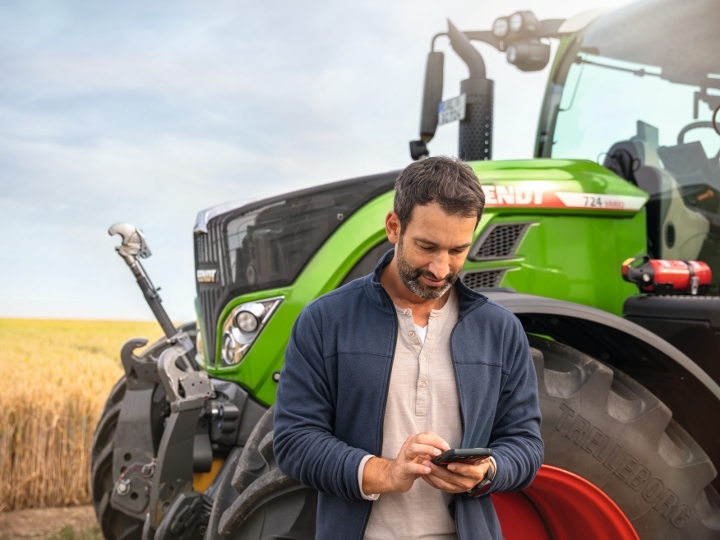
403 218 475 248
405 204 476 228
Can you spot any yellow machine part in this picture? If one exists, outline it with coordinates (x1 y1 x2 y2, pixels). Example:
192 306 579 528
193 458 224 493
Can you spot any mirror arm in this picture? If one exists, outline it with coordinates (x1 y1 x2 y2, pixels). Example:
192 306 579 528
463 19 567 51
431 32 447 52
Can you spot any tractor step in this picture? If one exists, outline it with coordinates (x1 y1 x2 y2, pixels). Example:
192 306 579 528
624 295 720 384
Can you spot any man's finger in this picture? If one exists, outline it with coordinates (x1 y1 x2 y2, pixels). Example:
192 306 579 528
427 464 476 489
406 443 442 460
446 461 491 481
404 461 432 476
423 473 468 493
414 431 450 451
421 475 442 489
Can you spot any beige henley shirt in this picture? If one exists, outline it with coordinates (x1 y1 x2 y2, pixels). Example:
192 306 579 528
361 288 462 540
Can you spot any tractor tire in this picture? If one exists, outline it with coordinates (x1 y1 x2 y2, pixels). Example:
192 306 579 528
91 376 169 540
211 338 720 540
531 336 720 539
90 376 144 540
91 324 196 540
212 406 317 540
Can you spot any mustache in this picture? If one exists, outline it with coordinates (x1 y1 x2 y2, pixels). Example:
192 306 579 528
412 267 457 285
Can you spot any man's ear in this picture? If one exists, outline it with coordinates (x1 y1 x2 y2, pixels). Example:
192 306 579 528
385 211 401 244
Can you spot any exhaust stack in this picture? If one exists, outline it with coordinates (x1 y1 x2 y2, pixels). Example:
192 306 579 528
447 20 494 162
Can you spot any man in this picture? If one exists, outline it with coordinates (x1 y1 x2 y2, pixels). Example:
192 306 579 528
274 156 543 540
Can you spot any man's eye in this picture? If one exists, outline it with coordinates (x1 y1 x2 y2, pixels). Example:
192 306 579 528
419 245 434 251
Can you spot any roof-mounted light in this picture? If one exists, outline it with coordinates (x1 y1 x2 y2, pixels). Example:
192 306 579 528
509 11 539 35
492 17 509 38
506 39 551 72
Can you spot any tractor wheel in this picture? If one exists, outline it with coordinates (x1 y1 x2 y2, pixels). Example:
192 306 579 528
211 406 317 540
525 336 720 539
90 376 143 540
91 323 196 540
210 339 720 540
90 376 168 540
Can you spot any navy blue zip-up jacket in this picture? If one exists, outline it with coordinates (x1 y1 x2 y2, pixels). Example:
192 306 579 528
274 249 543 539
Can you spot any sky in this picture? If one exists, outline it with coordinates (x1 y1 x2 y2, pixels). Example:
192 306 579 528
0 0 635 322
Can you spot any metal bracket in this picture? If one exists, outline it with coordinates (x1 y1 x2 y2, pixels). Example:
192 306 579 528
121 338 161 388
144 334 214 539
158 334 212 411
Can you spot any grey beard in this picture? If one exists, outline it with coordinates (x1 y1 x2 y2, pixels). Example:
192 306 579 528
396 239 458 300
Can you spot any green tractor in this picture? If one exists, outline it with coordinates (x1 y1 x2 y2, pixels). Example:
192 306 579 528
91 0 720 538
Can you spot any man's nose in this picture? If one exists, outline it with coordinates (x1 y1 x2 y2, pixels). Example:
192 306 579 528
428 252 451 280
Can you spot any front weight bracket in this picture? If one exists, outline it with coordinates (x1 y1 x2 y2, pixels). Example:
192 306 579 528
143 334 213 539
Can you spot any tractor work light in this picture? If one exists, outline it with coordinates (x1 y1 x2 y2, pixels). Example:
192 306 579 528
220 297 283 365
506 39 551 72
509 11 539 35
492 17 509 38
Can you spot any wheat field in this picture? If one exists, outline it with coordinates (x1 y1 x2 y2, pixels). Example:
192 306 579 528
0 318 162 512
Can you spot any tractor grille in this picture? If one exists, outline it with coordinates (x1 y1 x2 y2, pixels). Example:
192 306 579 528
470 223 531 261
462 269 507 290
194 171 398 365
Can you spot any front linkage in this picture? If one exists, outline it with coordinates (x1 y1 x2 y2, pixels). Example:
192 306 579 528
106 224 265 540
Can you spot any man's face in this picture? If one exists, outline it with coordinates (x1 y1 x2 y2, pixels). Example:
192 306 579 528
387 202 477 300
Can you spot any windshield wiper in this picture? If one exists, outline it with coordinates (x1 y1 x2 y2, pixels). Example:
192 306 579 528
573 56 661 78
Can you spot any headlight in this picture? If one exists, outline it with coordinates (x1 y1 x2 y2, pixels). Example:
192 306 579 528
507 45 518 64
235 302 266 333
492 17 509 38
509 13 523 33
508 11 538 35
220 297 283 366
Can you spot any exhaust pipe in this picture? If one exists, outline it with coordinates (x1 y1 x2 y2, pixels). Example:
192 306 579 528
447 20 494 162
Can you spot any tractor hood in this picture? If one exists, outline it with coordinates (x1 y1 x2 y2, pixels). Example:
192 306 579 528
469 158 648 216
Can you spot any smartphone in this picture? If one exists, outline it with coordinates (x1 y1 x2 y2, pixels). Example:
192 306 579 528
431 448 492 466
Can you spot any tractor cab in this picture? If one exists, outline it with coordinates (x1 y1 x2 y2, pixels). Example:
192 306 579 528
537 0 720 291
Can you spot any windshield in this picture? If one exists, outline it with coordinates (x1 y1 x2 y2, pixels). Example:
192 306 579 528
553 53 720 164
540 0 720 291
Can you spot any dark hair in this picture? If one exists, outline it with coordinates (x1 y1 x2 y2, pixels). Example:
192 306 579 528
394 156 485 229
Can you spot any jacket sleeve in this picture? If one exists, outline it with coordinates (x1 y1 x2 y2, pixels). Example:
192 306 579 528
273 304 367 500
487 317 544 493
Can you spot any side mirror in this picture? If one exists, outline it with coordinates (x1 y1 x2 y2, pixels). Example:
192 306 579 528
409 140 429 161
419 51 444 143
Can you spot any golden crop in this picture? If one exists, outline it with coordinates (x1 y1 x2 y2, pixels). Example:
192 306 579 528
0 318 161 512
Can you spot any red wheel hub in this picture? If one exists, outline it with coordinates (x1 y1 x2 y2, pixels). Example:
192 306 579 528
492 465 640 540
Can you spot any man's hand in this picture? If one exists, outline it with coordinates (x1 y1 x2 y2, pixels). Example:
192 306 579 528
362 432 450 494
422 459 495 494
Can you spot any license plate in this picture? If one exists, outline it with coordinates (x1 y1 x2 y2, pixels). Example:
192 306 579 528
438 94 466 125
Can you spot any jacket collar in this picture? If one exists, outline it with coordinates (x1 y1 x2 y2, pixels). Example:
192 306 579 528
365 247 488 318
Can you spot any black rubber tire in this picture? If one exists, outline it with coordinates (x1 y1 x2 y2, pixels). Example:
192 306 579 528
91 323 197 540
90 377 144 540
211 337 720 540
531 336 720 539
213 406 317 540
